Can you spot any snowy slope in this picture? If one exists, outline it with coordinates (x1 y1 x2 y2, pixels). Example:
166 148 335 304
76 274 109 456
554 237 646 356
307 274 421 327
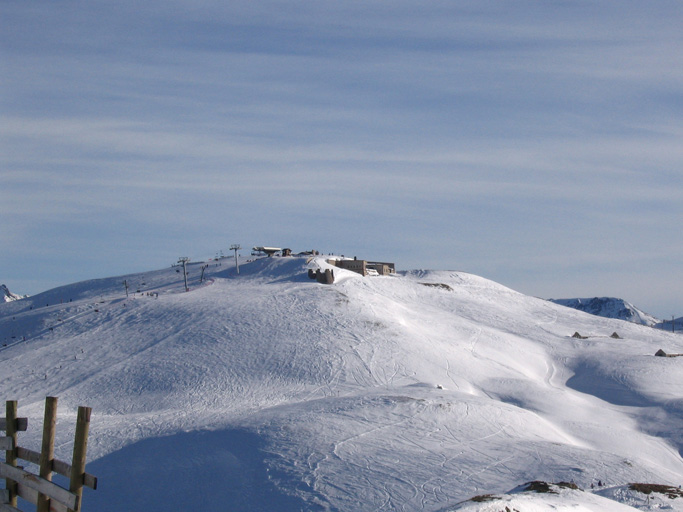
447 482 683 511
549 297 661 327
1 257 682 511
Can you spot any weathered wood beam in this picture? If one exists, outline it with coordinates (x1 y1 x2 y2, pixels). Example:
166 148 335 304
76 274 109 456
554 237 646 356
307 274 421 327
16 484 69 512
0 503 23 512
16 447 98 490
0 463 78 510
68 406 91 512
0 418 28 432
37 396 58 512
3 401 19 507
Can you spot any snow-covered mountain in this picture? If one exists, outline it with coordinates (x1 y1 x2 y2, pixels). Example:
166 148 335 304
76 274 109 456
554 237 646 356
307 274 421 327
1 257 682 511
1 283 25 302
549 297 661 327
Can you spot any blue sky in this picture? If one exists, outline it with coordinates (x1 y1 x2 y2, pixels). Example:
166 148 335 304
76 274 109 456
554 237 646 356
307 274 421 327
2 1 682 319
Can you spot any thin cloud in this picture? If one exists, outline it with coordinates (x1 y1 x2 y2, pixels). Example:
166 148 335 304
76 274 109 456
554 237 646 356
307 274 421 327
2 1 682 317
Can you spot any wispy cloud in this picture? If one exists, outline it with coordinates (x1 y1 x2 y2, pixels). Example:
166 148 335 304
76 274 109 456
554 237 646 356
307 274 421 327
2 0 682 316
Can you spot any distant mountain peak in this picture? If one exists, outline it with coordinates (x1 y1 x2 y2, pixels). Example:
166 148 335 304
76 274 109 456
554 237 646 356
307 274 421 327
1 284 26 302
548 297 660 326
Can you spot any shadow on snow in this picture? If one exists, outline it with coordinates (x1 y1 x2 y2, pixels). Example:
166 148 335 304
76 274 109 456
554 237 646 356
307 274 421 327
86 428 318 512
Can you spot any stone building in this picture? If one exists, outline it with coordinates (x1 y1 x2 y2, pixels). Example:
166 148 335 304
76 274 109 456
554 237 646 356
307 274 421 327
327 258 395 277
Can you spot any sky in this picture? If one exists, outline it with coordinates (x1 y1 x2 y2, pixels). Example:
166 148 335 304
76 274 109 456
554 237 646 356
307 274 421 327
1 0 682 319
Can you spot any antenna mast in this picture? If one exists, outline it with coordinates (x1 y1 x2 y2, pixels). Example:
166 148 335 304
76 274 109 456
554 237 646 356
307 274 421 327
230 244 241 274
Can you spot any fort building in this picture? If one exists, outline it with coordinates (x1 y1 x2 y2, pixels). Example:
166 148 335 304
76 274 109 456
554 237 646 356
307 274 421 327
327 258 395 277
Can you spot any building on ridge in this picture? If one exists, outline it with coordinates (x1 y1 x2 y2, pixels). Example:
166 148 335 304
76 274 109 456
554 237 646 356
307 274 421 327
327 257 395 277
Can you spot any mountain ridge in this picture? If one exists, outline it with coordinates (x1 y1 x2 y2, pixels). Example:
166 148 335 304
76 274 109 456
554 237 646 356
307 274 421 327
549 296 682 333
549 296 660 326
1 256 682 511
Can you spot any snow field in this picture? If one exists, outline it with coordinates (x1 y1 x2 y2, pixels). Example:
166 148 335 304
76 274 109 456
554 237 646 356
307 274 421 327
1 256 682 511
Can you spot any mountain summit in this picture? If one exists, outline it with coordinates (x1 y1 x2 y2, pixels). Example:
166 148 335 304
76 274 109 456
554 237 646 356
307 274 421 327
1 256 682 511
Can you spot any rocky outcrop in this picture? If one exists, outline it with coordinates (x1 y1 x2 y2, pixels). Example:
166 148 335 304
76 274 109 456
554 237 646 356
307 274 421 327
1 284 26 302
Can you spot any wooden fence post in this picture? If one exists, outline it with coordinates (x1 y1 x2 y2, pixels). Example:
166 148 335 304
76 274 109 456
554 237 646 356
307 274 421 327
2 398 95 511
4 400 18 507
68 406 91 512
36 396 58 512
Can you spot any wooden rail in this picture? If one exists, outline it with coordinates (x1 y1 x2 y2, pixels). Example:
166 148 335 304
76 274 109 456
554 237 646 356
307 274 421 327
1 399 97 512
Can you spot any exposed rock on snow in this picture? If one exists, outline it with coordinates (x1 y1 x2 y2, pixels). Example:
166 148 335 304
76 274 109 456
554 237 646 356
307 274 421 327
655 348 683 357
594 483 683 511
448 481 683 511
628 482 683 499
419 282 454 291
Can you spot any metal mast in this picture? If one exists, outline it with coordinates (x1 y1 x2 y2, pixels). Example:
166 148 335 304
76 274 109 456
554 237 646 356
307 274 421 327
178 257 190 291
230 244 241 274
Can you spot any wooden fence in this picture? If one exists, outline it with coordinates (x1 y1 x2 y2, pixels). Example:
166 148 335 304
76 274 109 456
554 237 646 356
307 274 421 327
1 398 97 512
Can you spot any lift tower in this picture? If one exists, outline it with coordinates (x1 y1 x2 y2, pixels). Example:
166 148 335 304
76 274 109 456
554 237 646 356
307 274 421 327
230 244 241 274
178 257 190 291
